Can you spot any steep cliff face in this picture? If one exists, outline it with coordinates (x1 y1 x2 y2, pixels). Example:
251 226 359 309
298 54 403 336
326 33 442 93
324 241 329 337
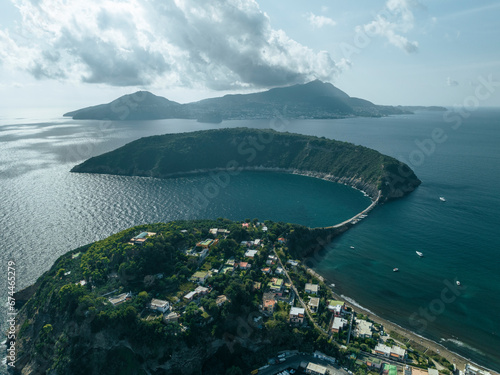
71 128 420 202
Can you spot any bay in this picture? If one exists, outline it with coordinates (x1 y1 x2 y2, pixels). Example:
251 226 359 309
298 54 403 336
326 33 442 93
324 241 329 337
0 109 499 371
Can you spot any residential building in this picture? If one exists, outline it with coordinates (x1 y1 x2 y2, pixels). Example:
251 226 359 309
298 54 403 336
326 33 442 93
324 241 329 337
277 237 286 244
253 282 262 290
308 297 320 313
209 228 218 235
290 307 305 324
190 270 210 284
305 283 319 295
313 350 336 364
245 249 258 258
108 292 131 306
238 262 251 270
263 298 277 314
354 318 374 338
364 356 383 371
149 299 170 313
261 267 272 274
404 365 412 375
197 239 214 249
275 267 284 275
375 344 407 361
216 295 229 307
163 311 179 324
130 232 156 245
331 317 348 333
306 362 328 375
268 278 284 293
465 364 492 375
327 300 346 316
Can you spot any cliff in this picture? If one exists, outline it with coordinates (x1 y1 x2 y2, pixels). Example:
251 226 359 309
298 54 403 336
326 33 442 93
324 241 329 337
71 128 421 202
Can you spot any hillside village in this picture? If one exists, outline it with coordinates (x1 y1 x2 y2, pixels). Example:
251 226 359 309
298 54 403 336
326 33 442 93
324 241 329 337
14 219 491 375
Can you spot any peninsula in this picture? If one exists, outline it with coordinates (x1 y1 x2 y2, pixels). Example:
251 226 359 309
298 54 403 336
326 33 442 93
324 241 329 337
63 80 417 121
70 128 421 202
12 219 487 375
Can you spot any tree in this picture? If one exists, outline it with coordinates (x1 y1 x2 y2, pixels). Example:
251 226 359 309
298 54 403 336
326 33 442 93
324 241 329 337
226 366 243 375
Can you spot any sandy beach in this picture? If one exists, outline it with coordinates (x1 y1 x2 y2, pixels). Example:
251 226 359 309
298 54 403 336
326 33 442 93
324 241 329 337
328 288 499 375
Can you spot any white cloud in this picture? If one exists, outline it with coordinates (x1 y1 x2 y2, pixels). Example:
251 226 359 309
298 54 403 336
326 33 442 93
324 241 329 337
305 12 336 28
0 0 342 89
359 0 419 53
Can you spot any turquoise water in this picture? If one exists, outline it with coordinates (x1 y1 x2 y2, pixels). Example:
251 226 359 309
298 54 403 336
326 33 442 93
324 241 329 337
0 109 499 371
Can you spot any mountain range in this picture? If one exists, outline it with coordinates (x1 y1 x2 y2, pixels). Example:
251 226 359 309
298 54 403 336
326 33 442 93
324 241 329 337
64 80 430 122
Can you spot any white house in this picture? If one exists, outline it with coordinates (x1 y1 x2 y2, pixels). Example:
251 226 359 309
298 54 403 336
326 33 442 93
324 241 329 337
149 299 170 313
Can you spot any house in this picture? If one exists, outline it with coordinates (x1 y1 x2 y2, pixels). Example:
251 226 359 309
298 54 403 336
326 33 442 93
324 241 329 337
225 259 236 266
149 299 170 313
308 297 320 313
331 317 348 333
245 249 258 258
390 346 407 361
216 295 229 307
209 228 218 235
354 318 373 338
184 291 198 301
108 292 132 306
375 343 391 357
305 362 328 375
364 356 383 371
268 278 284 293
277 237 286 244
184 286 210 301
261 267 272 274
218 228 230 235
242 222 249 228
254 239 261 246
287 259 299 266
222 266 234 274
197 239 214 249
327 300 346 316
130 231 156 245
305 283 319 295
163 311 179 324
263 298 277 314
275 267 284 275
253 282 262 290
375 344 407 361
266 259 275 266
238 262 251 270
289 307 305 324
404 365 412 375
262 226 268 232
190 271 210 284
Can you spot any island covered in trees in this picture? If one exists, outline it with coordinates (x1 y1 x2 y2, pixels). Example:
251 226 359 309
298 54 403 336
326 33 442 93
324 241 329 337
13 219 456 375
71 128 421 203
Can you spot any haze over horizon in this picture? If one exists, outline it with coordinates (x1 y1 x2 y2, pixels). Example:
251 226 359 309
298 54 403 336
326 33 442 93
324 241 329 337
1 0 499 110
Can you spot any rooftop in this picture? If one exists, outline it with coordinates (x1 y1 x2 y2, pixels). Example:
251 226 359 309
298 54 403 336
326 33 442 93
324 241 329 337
290 307 305 316
306 362 328 375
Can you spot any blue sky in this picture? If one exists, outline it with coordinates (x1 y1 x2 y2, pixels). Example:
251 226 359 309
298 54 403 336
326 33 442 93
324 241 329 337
0 0 499 110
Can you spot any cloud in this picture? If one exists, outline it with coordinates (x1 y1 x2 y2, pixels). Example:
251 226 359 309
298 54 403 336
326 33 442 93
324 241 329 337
446 77 459 87
358 0 419 53
0 0 341 89
305 12 336 28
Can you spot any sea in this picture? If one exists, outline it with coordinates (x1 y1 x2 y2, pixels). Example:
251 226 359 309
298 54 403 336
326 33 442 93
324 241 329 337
0 108 499 372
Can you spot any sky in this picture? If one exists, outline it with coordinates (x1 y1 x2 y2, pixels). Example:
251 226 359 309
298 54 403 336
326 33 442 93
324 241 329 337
0 0 499 111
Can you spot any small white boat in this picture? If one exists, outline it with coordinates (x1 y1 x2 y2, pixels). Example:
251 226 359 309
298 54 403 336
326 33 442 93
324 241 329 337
350 246 355 249
330 283 336 288
456 280 461 286
439 197 446 202
416 251 423 257
393 268 399 272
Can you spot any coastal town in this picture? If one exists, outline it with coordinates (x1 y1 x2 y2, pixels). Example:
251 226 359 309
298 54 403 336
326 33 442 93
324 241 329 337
93 221 493 375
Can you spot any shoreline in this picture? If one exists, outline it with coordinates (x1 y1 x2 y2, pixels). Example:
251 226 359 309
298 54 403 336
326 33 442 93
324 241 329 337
323 285 499 375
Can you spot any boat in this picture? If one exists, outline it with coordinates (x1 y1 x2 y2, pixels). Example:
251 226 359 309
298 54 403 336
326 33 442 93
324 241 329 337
416 251 423 257
393 268 399 272
330 283 336 288
350 246 355 249
439 197 446 202
456 280 461 286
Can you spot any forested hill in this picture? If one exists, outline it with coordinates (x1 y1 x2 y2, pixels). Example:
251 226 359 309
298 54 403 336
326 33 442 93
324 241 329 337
63 80 411 121
71 128 421 202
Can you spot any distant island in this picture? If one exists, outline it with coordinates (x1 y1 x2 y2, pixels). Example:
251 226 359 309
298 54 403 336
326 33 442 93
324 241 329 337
13 219 464 374
63 80 445 121
71 128 421 202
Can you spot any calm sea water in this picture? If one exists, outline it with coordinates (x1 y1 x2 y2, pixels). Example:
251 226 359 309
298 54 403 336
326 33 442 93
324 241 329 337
0 109 499 371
